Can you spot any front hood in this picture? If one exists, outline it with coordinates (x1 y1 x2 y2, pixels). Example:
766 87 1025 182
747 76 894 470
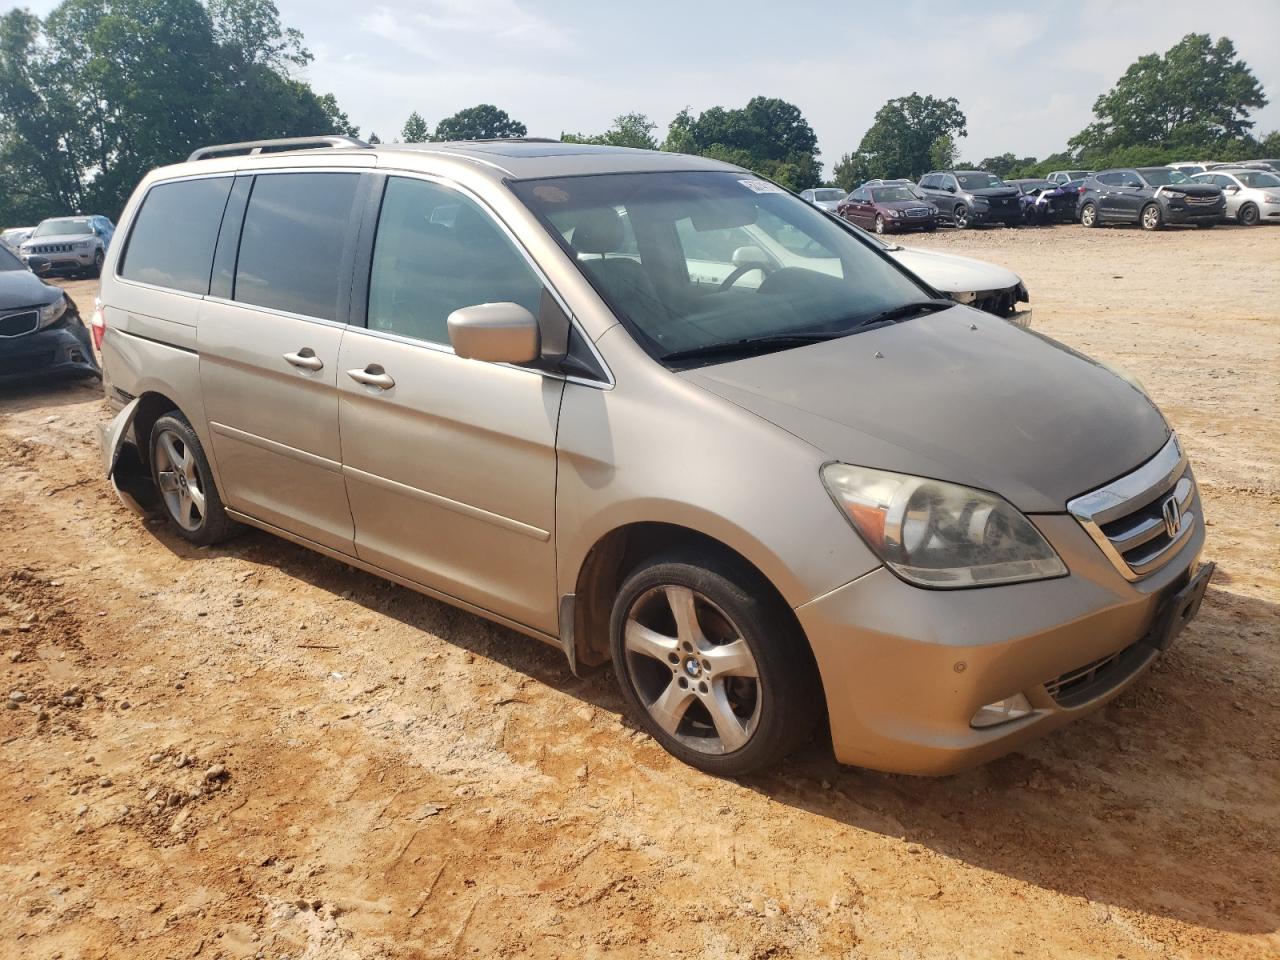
888 245 1020 295
1156 184 1218 198
0 269 59 309
879 199 932 212
682 307 1169 512
23 232 94 248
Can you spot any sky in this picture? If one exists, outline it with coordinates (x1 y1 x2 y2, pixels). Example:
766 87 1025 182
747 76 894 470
18 0 1280 173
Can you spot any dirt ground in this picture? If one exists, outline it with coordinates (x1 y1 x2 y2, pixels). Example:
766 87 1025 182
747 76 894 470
2 222 1278 960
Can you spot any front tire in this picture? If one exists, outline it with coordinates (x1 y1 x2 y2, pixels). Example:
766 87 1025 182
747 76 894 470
609 549 819 776
1238 203 1259 226
874 214 886 235
953 203 970 229
1080 202 1099 228
149 413 235 546
1141 203 1163 231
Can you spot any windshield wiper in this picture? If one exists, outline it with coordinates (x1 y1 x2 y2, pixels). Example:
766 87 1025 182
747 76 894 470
855 298 954 329
661 332 840 364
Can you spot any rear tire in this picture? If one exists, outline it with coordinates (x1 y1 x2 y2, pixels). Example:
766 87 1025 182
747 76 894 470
1238 203 1259 226
1080 202 1099 228
149 413 236 546
1141 203 1163 231
609 548 820 777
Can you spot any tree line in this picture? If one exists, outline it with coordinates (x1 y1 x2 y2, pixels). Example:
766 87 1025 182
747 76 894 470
1 1 1276 226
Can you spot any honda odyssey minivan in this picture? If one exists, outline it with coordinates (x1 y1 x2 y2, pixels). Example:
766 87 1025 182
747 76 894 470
99 137 1211 777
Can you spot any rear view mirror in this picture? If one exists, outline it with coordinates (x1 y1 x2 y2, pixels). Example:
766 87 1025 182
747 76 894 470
447 302 540 364
731 245 769 266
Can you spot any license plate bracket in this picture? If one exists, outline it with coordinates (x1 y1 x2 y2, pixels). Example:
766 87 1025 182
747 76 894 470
1148 562 1214 652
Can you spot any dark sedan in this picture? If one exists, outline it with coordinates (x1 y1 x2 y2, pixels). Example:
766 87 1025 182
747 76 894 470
1077 168 1225 230
0 244 100 382
1009 179 1078 224
837 184 938 234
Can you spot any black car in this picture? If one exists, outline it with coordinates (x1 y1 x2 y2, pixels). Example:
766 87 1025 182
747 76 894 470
1077 168 1225 231
915 170 1023 228
1008 179 1078 224
0 244 100 382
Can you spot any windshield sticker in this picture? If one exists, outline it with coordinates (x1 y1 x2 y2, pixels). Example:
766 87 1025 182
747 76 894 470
532 185 570 204
738 179 785 195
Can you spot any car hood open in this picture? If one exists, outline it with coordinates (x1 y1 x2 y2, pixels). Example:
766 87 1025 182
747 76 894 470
887 245 1020 296
682 306 1169 512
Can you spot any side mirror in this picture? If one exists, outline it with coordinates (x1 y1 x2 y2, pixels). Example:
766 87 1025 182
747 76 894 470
447 302 540 364
945 185 957 193
1224 185 1240 193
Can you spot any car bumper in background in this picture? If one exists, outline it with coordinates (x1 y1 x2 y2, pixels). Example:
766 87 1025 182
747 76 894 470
796 510 1207 775
0 322 101 382
23 252 94 275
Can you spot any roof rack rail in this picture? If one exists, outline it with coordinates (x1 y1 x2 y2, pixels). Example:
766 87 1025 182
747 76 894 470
435 137 562 144
187 135 371 163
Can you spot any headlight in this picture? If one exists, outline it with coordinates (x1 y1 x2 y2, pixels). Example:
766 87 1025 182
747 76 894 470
886 209 902 217
821 464 1067 588
37 298 67 328
75 241 93 250
1163 190 1186 199
1263 194 1280 204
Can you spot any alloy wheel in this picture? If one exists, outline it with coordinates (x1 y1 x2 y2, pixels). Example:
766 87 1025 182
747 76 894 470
1081 204 1097 227
874 215 885 234
1142 205 1161 230
1239 203 1259 226
622 584 762 755
154 428 206 531
954 204 969 229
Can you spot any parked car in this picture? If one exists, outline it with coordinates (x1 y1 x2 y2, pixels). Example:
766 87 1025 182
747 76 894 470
100 136 1210 777
1191 169 1280 226
0 242 100 382
798 188 847 212
1077 168 1225 230
1166 162 1207 177
1205 160 1275 173
2 227 35 252
837 184 938 234
853 225 1031 325
915 170 1023 228
20 215 115 278
1046 169 1091 185
1008 179 1077 224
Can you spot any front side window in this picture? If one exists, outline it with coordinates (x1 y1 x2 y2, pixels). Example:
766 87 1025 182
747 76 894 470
512 171 928 365
234 173 360 321
367 177 543 345
0 245 23 271
120 177 233 294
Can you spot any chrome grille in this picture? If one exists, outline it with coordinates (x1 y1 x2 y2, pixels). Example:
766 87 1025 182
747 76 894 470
905 207 931 218
1185 195 1219 205
0 310 39 338
1067 435 1197 581
31 243 74 253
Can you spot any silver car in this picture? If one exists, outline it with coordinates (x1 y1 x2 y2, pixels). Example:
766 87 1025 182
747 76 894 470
20 215 115 278
1192 169 1280 225
99 137 1211 777
799 187 848 212
1 227 34 252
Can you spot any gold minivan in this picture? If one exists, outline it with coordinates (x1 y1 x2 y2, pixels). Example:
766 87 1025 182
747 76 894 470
100 137 1212 776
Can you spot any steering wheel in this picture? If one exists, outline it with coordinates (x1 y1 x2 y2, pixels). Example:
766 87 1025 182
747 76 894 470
717 261 775 292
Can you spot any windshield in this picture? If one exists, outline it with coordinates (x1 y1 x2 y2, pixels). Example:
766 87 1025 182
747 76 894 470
0 245 23 271
956 172 1005 190
1236 171 1280 188
871 186 917 202
34 218 92 237
1141 169 1190 186
812 189 844 201
512 171 929 365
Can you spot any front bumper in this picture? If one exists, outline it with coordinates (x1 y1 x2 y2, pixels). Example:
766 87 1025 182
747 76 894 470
1161 199 1224 224
885 215 937 231
969 204 1022 225
797 508 1206 775
0 320 101 381
23 251 94 275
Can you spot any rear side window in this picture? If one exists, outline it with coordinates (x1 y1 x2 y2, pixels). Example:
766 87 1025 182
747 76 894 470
120 177 232 294
234 173 360 321
367 177 543 345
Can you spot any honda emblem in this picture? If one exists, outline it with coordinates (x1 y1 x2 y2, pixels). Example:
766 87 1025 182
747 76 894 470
1161 495 1182 539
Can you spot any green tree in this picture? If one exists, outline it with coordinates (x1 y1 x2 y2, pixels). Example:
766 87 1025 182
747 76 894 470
0 0 359 223
401 111 431 143
979 153 1038 178
434 104 526 141
1069 34 1266 162
562 112 658 150
660 96 822 190
850 93 967 181
832 153 870 191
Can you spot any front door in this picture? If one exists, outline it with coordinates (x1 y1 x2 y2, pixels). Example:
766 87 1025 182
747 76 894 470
198 171 363 552
337 175 564 634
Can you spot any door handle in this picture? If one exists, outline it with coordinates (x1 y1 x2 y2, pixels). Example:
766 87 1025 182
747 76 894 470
284 348 324 371
347 364 395 390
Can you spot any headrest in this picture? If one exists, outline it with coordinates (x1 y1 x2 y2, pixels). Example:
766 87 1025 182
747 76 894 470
571 208 624 254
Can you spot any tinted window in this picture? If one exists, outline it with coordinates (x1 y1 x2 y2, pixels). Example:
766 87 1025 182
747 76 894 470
120 178 233 294
235 173 360 321
0 245 23 271
367 177 543 345
1097 172 1123 186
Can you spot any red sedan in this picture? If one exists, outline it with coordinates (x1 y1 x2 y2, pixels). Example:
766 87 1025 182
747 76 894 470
838 184 939 234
